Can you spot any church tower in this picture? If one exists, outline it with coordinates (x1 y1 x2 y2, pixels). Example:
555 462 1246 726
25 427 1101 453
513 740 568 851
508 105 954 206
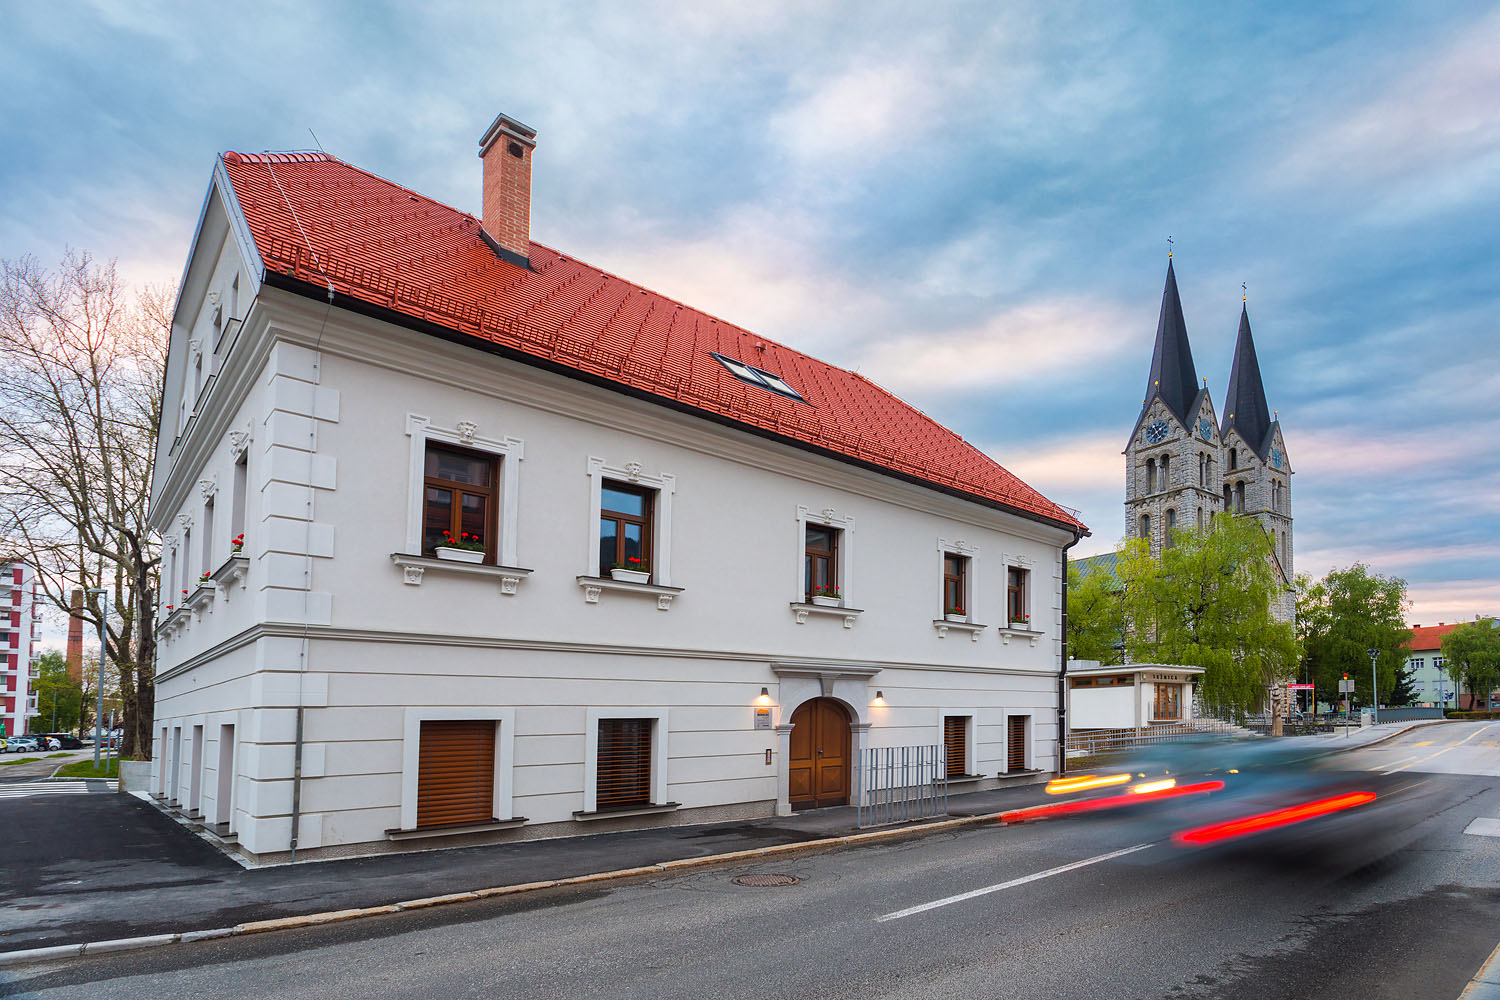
1124 259 1225 556
1220 303 1295 620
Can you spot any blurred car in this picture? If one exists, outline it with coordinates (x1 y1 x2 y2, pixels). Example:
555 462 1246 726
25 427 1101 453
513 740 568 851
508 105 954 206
3 736 41 754
37 733 83 750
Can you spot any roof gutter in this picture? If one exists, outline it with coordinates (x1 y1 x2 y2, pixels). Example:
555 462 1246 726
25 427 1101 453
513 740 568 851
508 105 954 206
261 270 1089 538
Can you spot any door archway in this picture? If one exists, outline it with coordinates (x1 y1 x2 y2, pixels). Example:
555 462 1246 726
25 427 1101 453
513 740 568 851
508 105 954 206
788 698 851 809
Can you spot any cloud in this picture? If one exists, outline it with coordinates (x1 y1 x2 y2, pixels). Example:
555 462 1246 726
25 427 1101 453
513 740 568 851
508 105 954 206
1273 8 1500 214
854 298 1135 392
771 63 938 163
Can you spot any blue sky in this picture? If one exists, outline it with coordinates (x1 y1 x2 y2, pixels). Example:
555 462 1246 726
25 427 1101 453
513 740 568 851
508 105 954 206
2 1 1496 630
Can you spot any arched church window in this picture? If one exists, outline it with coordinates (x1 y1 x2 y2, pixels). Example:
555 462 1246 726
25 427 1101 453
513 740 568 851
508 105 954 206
1223 484 1232 510
1140 514 1150 539
1145 458 1156 494
1228 448 1238 470
1235 482 1245 513
1196 507 1203 530
1160 455 1170 492
1198 453 1207 487
1165 508 1176 547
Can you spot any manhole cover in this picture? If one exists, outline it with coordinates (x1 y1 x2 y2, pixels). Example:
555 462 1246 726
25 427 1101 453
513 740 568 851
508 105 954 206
732 873 801 887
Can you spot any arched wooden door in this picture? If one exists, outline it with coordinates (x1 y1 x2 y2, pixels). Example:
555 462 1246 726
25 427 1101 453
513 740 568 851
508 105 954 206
788 698 851 809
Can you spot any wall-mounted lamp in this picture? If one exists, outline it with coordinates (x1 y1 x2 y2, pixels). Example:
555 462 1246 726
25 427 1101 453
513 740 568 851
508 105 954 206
757 687 772 705
872 691 886 706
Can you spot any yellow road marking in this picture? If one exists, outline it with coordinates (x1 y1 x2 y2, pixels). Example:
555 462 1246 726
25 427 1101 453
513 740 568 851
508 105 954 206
1413 741 1435 747
1383 723 1499 775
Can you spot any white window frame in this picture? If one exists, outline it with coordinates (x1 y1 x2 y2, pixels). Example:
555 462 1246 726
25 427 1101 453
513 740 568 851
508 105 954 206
1003 552 1036 628
1003 711 1032 773
583 707 669 813
585 457 676 584
938 709 975 776
405 415 525 567
935 538 980 620
400 706 516 830
795 505 855 606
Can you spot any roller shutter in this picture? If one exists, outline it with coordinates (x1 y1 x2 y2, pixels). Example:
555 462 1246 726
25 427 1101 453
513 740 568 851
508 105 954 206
944 716 967 778
417 720 496 828
597 718 652 809
1006 716 1027 771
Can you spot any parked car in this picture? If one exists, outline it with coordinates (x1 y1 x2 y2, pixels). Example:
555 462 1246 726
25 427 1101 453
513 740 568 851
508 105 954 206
37 733 84 750
3 736 40 754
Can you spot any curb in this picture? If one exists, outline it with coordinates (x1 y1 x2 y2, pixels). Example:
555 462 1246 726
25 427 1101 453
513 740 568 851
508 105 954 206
1458 936 1500 999
0 809 1000 968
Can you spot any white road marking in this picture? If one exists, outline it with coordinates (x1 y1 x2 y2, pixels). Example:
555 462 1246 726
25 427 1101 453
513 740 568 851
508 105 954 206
1464 818 1500 838
876 843 1154 922
1382 724 1499 775
0 781 92 799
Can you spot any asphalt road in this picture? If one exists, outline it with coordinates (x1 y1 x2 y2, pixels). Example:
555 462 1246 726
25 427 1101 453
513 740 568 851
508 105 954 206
4 723 1499 1000
0 751 93 783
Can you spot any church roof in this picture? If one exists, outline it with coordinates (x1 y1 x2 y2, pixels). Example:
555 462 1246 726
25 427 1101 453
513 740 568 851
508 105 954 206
1220 305 1274 458
1141 259 1201 427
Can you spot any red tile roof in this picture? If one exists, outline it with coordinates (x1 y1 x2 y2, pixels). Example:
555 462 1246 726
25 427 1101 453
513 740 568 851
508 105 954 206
1408 622 1463 651
220 151 1086 532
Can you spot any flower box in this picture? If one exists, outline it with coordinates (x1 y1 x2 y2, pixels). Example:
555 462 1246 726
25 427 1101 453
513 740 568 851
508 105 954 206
609 568 650 584
435 546 484 564
945 613 968 623
811 595 841 608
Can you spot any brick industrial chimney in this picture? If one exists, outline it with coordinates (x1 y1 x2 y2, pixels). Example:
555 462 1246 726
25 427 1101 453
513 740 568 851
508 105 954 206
478 113 538 267
66 588 84 687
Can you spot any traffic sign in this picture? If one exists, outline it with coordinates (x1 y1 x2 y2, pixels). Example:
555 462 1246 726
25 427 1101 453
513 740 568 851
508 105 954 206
1287 683 1315 690
1338 679 1355 693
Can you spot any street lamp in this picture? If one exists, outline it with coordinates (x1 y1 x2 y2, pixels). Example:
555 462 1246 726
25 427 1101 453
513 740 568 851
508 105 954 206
1366 648 1380 725
85 588 109 768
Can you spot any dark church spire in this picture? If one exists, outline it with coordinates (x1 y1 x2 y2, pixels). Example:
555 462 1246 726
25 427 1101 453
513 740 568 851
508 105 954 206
1221 304 1274 456
1142 258 1200 425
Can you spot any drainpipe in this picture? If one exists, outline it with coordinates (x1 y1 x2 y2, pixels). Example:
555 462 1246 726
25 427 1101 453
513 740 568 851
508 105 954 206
1058 530 1085 777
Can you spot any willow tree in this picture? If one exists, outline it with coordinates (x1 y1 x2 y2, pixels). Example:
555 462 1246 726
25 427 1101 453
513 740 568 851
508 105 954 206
1117 513 1299 726
0 251 168 759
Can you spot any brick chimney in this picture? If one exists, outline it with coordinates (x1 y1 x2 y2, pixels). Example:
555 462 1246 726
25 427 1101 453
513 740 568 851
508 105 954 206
478 113 538 267
66 588 84 687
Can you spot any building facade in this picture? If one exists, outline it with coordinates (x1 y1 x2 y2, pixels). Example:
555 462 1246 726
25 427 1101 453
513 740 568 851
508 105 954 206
147 114 1089 862
1122 260 1295 621
1 562 41 738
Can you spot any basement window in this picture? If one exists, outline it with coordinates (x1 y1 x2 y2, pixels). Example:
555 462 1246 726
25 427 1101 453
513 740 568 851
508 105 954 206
711 353 804 402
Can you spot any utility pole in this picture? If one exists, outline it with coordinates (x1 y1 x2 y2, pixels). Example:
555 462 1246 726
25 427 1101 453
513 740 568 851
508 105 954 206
85 588 109 769
1366 648 1381 725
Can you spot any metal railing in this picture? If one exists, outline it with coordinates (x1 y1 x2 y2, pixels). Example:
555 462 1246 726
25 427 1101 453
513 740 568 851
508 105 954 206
1064 722 1223 756
856 744 949 829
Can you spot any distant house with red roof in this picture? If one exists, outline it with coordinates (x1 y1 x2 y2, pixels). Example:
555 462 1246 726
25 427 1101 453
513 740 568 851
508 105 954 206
146 113 1088 862
1406 620 1496 708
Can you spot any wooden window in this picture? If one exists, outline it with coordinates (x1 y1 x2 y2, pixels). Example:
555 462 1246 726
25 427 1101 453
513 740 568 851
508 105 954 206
416 719 496 828
596 718 653 809
805 524 839 602
423 443 499 562
599 480 654 578
943 716 968 778
1007 567 1028 625
1154 683 1182 721
1006 716 1027 771
943 553 967 615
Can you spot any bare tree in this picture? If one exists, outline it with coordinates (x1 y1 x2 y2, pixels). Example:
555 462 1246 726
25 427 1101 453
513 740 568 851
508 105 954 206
0 250 169 759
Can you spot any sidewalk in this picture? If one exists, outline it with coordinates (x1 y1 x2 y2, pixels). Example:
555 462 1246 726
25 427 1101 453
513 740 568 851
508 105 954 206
0 719 1444 958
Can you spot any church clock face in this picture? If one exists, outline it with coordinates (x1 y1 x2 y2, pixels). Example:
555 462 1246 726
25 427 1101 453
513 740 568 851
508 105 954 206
1199 418 1213 440
1145 420 1169 444
1271 448 1284 469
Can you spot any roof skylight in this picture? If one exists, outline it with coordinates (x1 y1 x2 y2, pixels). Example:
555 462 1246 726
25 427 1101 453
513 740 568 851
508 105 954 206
711 352 804 402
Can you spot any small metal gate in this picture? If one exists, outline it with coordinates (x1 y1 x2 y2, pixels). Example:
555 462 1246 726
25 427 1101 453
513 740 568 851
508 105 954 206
855 744 949 828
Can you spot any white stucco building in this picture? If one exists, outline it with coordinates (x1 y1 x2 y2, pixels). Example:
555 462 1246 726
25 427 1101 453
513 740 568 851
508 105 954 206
148 113 1090 862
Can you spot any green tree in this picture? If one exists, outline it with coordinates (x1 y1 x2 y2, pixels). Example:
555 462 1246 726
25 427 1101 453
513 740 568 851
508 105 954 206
1117 513 1299 727
1067 562 1124 665
1297 564 1410 710
1389 661 1419 707
1441 620 1500 709
31 650 83 733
